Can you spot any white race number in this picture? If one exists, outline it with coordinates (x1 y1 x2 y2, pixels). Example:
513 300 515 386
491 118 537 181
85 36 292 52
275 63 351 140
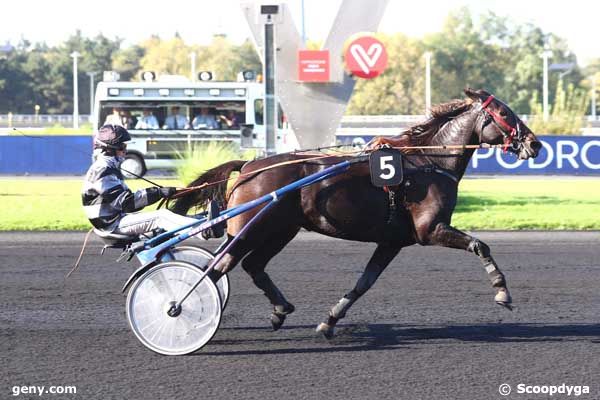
379 155 395 180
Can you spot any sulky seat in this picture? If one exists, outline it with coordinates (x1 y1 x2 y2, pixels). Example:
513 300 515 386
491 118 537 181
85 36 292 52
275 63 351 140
93 229 138 248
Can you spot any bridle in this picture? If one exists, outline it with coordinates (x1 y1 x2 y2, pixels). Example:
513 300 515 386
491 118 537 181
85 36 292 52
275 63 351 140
479 95 524 153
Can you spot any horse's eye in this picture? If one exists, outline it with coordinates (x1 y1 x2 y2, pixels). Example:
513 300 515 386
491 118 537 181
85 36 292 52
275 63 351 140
499 109 507 117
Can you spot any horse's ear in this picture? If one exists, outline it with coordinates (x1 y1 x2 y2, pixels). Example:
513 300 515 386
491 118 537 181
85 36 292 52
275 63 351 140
464 87 484 101
464 88 492 102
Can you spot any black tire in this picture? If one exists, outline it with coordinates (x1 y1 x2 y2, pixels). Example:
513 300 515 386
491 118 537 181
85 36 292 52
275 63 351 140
120 153 146 178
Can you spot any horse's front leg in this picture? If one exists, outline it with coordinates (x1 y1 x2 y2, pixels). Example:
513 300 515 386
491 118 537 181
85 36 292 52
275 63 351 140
316 243 401 339
423 222 512 310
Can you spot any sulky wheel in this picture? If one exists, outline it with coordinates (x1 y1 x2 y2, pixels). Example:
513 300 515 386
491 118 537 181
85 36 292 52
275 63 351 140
126 260 222 356
162 246 230 310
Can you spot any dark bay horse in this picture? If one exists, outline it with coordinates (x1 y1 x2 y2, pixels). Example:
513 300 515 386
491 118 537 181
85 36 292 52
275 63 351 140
172 89 541 338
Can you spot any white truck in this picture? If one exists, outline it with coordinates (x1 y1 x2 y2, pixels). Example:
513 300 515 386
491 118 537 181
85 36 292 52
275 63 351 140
93 73 298 177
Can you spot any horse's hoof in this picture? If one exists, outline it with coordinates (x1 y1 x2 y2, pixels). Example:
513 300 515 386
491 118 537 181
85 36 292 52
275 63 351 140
495 289 513 311
271 313 286 331
270 303 295 331
316 322 335 339
494 289 512 304
496 301 513 311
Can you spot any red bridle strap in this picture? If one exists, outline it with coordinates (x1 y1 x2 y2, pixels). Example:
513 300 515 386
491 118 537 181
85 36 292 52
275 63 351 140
481 95 494 109
480 95 518 152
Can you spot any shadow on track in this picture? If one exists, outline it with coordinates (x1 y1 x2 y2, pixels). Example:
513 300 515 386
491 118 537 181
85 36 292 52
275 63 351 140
199 323 600 356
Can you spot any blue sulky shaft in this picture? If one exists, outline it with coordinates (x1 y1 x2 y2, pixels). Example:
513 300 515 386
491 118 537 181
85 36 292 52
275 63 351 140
157 159 355 310
181 159 353 241
142 159 353 257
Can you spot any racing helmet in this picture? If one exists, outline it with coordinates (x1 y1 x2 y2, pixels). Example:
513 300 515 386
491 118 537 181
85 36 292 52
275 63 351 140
94 124 131 151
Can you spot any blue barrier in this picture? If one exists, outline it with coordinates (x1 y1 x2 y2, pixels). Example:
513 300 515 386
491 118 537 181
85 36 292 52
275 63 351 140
1 134 599 175
338 135 600 175
0 136 92 174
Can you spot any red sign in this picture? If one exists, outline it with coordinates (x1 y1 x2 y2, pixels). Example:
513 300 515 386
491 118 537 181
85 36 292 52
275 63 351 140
298 50 330 82
344 33 388 79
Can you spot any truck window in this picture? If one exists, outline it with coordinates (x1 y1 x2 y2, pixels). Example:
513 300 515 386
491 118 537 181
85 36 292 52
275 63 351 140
254 99 264 125
253 99 285 128
98 101 246 130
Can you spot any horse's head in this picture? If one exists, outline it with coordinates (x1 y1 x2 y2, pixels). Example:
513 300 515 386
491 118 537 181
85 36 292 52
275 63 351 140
465 88 541 160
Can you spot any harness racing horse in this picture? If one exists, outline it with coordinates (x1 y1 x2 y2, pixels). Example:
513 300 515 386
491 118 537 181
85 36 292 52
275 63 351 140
172 88 541 338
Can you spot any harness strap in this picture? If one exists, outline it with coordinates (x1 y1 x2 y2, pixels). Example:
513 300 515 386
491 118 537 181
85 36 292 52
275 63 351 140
423 166 459 183
386 189 397 225
480 95 519 153
403 156 459 183
383 164 456 227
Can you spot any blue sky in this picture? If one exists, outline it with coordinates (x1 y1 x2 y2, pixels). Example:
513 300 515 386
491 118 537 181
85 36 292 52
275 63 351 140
2 0 598 65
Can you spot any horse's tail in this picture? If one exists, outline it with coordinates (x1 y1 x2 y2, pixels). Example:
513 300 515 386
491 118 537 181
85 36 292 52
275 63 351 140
170 160 246 215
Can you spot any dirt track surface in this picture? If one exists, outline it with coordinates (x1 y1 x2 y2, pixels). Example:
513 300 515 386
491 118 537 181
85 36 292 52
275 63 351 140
2 231 600 400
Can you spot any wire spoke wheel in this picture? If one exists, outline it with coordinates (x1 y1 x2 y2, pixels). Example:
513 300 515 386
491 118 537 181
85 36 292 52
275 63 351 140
126 261 222 355
162 246 230 310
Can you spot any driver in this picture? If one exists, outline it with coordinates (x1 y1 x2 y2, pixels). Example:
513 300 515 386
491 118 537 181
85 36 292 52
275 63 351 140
82 124 200 236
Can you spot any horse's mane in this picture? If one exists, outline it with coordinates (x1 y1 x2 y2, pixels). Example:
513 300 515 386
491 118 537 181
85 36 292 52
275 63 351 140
394 98 474 152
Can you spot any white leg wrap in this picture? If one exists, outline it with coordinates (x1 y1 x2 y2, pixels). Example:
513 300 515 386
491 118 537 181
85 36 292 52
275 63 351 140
331 297 353 319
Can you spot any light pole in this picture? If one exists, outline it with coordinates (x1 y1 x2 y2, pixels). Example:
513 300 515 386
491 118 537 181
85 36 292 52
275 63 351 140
34 104 40 125
189 52 197 82
542 49 552 122
86 71 98 121
301 0 306 46
70 51 80 129
262 8 277 155
424 51 432 114
592 75 597 120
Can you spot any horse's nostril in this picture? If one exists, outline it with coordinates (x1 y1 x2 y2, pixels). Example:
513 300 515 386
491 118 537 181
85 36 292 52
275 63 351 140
530 141 542 151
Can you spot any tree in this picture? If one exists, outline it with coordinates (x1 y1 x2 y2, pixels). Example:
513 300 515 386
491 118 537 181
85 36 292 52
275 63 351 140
112 44 145 82
347 33 425 115
0 41 32 113
138 35 261 82
0 10 587 118
21 43 53 113
423 7 506 106
482 12 582 114
418 8 583 115
139 35 191 77
0 31 122 114
581 58 600 117
60 31 122 114
528 80 588 134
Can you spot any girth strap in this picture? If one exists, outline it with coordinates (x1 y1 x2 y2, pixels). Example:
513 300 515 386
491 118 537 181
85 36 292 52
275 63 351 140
385 188 397 225
420 165 459 183
402 156 458 183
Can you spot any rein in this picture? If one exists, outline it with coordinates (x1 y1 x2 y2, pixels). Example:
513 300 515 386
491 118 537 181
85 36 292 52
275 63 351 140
172 152 354 199
174 142 507 198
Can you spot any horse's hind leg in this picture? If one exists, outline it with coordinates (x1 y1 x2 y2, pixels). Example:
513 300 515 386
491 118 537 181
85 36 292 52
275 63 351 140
317 243 401 339
241 227 301 331
208 234 252 282
423 222 512 309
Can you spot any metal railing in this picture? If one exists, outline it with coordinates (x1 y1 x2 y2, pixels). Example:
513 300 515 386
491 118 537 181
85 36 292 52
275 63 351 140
0 114 92 128
1 113 600 129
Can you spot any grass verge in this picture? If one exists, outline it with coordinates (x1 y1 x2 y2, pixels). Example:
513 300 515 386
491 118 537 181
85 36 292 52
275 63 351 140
453 179 600 230
0 178 178 230
0 177 598 231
